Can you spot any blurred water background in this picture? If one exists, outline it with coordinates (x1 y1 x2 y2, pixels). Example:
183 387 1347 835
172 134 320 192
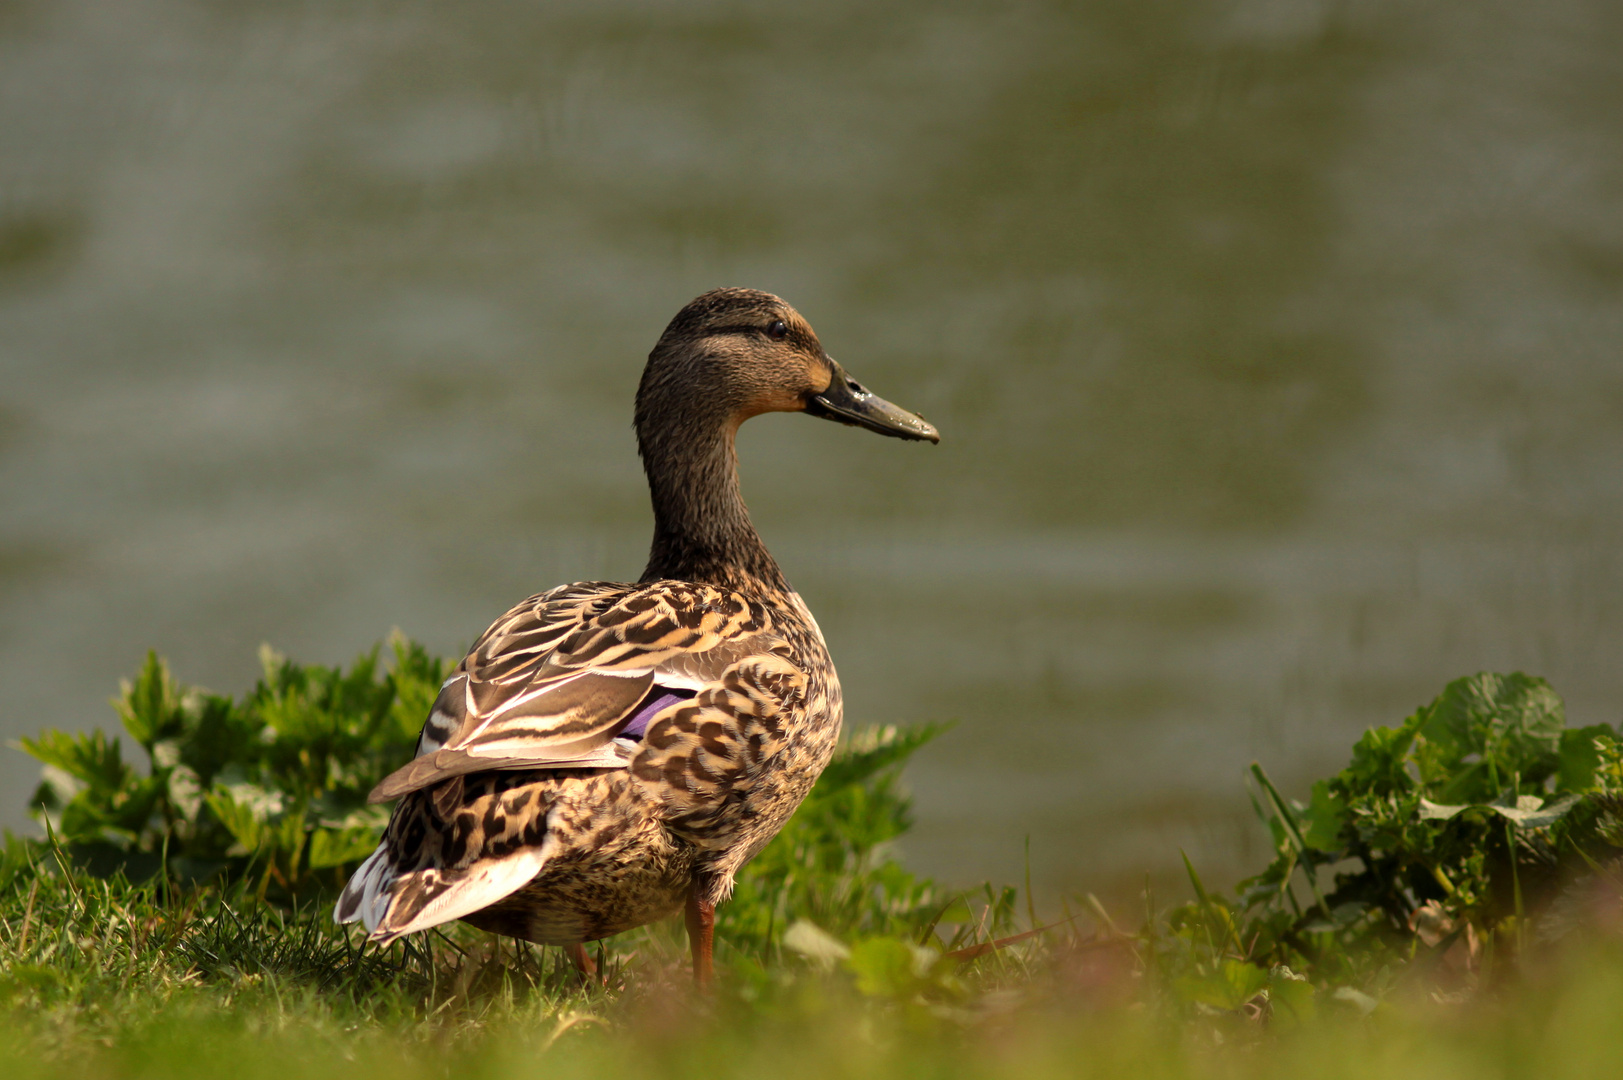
1 0 1621 903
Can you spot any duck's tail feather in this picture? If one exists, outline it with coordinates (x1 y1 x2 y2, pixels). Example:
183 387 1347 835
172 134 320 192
334 844 395 930
334 821 556 943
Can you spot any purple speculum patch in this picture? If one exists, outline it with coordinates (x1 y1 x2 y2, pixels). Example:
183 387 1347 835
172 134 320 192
617 686 697 740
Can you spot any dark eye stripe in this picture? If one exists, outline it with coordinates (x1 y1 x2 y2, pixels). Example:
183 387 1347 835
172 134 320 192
704 321 797 343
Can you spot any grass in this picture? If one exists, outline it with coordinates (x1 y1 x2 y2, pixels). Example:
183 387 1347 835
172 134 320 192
5 644 1623 1078
6 864 1623 1080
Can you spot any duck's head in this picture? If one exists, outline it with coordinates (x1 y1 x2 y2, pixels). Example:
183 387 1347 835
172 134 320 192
637 287 939 445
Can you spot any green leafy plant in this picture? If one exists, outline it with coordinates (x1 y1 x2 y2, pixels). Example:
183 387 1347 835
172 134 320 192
20 637 444 900
1156 672 1623 1013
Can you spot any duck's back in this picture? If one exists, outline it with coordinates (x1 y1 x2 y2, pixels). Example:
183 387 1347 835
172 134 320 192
336 576 841 946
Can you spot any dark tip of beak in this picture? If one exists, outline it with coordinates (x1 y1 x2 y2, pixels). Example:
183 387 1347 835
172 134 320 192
805 360 939 443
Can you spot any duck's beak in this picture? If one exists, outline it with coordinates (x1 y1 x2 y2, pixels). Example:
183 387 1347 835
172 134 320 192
805 358 940 443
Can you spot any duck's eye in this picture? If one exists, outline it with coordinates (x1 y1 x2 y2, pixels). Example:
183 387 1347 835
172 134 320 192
767 320 788 341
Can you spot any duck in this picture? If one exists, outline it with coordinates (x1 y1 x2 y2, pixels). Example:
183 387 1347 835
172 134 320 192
336 287 938 982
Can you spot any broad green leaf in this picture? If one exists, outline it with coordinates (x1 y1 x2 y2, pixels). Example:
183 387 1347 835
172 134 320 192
1267 968 1316 1026
1300 780 1347 852
1559 725 1619 792
205 788 265 854
1173 959 1269 1011
307 826 378 869
844 937 937 998
1418 673 1563 797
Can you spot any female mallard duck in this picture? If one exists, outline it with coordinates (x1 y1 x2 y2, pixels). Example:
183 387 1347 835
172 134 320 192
336 288 937 981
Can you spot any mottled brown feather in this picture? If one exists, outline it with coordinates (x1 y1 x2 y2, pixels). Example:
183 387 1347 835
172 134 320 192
337 288 926 956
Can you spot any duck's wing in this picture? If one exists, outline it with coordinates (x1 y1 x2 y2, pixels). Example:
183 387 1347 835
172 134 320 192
366 580 783 804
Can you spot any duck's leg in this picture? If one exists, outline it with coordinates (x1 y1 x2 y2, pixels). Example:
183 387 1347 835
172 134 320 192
568 942 598 980
684 883 715 986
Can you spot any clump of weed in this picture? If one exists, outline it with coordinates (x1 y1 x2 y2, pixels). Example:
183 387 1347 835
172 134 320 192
18 638 443 902
1157 673 1623 1019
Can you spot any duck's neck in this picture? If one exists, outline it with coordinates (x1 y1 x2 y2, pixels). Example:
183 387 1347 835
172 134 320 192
637 418 788 593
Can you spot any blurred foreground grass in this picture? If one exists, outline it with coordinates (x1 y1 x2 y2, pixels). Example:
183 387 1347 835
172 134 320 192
4 858 1623 1080
5 642 1623 1078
